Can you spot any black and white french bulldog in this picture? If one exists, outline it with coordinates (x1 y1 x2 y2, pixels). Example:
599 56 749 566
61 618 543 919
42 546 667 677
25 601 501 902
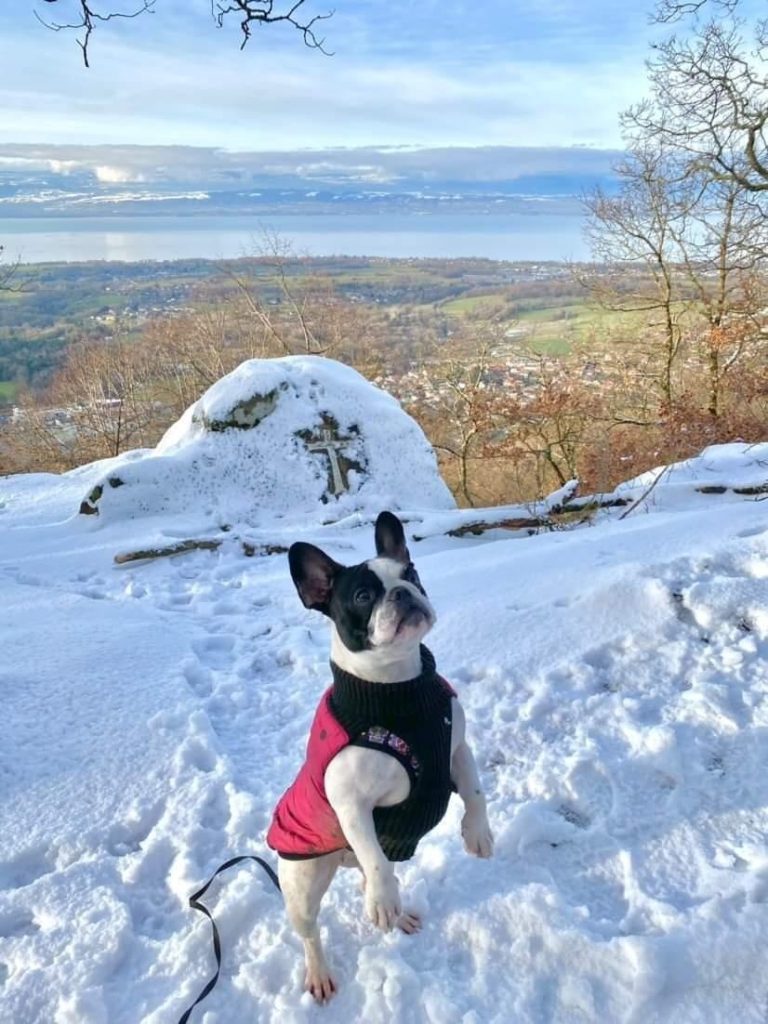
272 511 493 1003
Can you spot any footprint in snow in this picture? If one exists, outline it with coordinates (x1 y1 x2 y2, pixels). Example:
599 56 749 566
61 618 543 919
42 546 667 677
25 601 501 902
183 660 214 698
106 800 164 858
706 753 726 777
714 846 750 871
0 909 39 939
670 588 710 642
737 525 768 539
556 804 592 830
180 736 218 774
72 570 100 583
11 571 44 588
0 847 55 892
121 579 147 599
274 648 297 668
191 634 237 669
68 571 109 600
563 759 615 822
199 783 231 831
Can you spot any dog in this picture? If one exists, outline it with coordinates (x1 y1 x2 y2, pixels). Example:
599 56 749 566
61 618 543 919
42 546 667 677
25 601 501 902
267 511 493 1002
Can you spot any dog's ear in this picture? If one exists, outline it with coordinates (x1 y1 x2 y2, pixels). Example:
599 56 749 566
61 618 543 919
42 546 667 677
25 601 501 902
289 542 343 614
375 510 410 565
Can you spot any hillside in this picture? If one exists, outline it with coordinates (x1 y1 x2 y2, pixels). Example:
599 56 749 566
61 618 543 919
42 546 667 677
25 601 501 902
1 426 767 1022
0 256 601 402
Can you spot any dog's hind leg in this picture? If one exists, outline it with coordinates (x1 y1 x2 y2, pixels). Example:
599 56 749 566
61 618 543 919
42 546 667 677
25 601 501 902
278 851 342 1003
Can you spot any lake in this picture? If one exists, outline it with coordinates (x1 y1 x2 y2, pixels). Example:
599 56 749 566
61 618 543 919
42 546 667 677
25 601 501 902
0 210 591 264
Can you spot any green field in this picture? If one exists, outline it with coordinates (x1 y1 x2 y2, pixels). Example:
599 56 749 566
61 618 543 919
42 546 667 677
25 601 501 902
525 336 574 356
440 294 504 315
1 256 648 389
516 303 585 322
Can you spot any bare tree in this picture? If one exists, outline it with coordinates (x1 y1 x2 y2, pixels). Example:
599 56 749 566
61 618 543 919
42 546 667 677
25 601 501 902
0 246 23 293
54 337 159 458
672 178 768 416
627 6 768 201
140 305 266 417
583 141 694 407
35 0 332 67
423 345 495 508
226 235 328 357
476 353 602 494
224 234 388 368
584 111 768 417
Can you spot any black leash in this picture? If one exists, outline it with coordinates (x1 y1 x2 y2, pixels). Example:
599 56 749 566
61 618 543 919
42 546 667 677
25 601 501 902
177 855 282 1024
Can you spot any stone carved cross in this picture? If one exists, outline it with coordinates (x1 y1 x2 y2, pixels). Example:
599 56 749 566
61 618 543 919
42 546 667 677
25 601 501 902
299 416 364 498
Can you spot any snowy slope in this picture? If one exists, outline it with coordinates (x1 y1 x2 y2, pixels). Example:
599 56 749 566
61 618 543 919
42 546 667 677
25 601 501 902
1 443 768 1023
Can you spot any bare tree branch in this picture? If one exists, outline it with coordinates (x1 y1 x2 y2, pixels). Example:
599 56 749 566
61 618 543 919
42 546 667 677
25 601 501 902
654 0 737 24
213 0 333 53
35 0 333 66
36 0 155 67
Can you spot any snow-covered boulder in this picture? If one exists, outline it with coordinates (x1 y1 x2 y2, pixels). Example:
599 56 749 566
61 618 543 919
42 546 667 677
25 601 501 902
78 356 455 525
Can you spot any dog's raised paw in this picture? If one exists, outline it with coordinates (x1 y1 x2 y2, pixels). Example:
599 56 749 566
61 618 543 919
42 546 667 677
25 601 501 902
462 813 494 858
365 874 402 932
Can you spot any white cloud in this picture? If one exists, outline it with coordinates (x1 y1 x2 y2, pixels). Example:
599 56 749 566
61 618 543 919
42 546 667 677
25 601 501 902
0 141 621 191
93 164 144 184
0 4 651 151
49 159 81 175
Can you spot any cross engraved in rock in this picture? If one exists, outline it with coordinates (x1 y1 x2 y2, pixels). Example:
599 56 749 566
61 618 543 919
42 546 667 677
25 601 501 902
299 416 364 498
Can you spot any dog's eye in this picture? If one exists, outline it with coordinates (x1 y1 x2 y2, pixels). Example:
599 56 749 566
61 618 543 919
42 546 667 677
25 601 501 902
354 587 372 605
402 563 426 595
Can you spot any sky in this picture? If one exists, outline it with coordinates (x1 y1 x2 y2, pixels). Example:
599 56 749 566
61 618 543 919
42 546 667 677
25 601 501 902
0 0 661 153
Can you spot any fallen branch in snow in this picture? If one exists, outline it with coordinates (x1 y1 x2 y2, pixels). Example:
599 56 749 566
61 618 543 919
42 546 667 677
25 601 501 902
444 514 556 538
619 465 672 521
696 481 768 496
413 482 631 541
114 539 288 565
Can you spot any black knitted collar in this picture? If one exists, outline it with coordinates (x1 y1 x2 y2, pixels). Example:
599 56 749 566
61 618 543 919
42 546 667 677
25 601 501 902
330 645 446 726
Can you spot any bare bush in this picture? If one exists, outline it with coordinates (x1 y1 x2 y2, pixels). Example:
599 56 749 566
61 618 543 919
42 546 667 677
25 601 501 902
6 272 391 474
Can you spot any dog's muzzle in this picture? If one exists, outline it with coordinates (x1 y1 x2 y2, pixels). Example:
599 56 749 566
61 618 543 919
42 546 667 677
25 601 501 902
391 586 431 632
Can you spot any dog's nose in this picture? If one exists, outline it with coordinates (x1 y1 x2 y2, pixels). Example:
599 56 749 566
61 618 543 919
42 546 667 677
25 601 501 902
391 586 414 607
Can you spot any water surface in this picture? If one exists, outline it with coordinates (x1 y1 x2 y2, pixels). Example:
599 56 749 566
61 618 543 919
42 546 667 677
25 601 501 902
0 211 590 263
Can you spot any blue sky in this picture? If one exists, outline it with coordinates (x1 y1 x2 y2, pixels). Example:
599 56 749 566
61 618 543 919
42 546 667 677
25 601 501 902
0 0 659 151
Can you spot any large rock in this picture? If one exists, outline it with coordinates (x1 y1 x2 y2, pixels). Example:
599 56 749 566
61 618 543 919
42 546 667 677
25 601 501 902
78 356 455 524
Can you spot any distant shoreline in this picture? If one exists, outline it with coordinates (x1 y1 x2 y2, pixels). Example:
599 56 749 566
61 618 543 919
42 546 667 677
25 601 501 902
0 209 590 264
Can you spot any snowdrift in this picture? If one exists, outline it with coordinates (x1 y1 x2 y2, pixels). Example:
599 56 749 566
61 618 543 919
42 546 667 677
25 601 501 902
76 356 455 525
2 437 768 1023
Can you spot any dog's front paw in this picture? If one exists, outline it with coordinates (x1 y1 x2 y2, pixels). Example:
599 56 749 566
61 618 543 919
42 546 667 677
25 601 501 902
462 811 494 858
365 872 401 932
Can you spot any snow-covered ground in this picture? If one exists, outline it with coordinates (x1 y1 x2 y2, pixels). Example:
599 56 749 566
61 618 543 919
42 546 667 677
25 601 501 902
2 441 768 1024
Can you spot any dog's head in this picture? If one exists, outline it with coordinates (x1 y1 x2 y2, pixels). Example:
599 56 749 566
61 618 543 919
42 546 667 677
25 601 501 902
288 511 435 678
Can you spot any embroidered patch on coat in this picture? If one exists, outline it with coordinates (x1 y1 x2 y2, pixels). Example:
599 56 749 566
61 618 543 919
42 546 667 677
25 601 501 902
359 726 421 776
